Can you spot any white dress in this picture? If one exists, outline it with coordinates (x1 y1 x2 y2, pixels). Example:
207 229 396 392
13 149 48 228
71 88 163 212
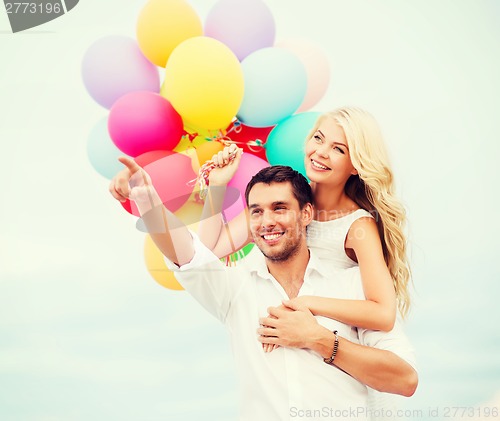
307 209 401 421
307 208 374 268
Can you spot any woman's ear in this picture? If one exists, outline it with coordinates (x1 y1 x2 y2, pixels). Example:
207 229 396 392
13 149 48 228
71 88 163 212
351 167 358 175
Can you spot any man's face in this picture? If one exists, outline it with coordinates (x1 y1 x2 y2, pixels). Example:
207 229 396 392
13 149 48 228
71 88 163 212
247 182 309 262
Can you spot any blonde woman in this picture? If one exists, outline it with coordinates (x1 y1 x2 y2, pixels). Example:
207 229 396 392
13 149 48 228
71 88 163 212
199 107 411 340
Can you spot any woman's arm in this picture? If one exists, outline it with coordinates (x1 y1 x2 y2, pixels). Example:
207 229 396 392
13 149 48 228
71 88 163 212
258 304 417 396
294 217 396 331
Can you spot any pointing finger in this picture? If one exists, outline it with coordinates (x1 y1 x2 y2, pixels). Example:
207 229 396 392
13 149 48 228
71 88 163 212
118 156 142 174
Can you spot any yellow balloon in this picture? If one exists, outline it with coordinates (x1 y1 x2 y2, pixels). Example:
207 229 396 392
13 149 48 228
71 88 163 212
163 36 244 130
171 122 226 172
143 199 205 290
174 198 204 229
173 123 214 154
136 0 203 67
144 234 184 291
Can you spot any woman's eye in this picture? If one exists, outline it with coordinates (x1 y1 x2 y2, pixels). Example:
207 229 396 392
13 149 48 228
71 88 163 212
334 146 345 154
313 135 322 143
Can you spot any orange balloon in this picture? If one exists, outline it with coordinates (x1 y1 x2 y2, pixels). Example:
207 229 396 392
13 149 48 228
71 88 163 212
191 141 224 173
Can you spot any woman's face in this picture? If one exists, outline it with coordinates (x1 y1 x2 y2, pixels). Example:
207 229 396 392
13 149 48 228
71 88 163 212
304 118 357 186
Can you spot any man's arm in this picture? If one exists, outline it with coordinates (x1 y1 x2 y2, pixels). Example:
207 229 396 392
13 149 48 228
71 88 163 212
308 326 418 397
258 304 418 397
110 157 194 266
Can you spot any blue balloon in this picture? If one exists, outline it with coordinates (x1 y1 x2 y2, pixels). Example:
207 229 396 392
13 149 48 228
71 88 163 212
87 117 129 179
265 112 322 177
237 48 307 127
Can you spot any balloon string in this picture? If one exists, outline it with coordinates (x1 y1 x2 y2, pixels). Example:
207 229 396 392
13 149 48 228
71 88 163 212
185 121 266 196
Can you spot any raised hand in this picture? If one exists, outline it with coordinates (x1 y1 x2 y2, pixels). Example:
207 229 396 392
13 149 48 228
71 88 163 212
109 156 154 205
207 143 243 186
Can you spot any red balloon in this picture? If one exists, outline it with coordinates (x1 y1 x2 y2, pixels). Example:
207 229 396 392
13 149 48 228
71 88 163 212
121 150 196 216
225 123 273 161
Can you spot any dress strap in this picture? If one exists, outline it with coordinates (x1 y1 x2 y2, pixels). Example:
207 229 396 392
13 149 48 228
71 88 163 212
342 209 375 243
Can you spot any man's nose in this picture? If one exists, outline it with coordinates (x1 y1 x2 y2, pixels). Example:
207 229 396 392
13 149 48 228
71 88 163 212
261 210 276 228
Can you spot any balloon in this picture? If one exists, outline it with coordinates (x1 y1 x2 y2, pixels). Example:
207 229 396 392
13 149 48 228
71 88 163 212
122 150 196 217
144 234 184 290
162 36 244 130
237 48 307 127
205 0 275 61
144 201 252 290
173 122 222 154
81 36 160 109
223 153 269 221
226 123 273 161
174 198 204 228
265 112 322 177
87 117 131 179
226 242 255 265
276 39 331 112
108 92 184 157
136 0 203 67
191 141 225 173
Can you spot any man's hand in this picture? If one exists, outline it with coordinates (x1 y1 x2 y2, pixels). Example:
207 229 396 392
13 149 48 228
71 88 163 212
257 300 324 350
109 157 154 205
208 144 243 186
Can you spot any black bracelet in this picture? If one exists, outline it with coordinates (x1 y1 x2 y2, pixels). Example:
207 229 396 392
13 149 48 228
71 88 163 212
323 330 339 365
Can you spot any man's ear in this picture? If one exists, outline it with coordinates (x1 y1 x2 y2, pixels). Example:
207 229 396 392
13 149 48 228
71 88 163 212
302 203 314 226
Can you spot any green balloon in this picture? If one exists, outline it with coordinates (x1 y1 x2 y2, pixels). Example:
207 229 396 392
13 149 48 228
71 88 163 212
223 242 256 265
265 112 322 177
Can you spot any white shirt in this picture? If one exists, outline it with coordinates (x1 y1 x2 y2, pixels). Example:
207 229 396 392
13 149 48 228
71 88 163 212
165 233 417 421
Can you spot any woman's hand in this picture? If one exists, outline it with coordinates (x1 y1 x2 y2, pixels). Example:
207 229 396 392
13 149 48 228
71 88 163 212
285 296 313 312
260 304 289 353
258 300 322 350
259 298 312 353
208 144 243 186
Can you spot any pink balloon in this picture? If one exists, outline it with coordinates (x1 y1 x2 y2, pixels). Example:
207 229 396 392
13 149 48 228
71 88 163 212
108 92 184 157
81 36 160 109
275 39 331 112
223 153 269 221
121 150 196 217
205 0 275 61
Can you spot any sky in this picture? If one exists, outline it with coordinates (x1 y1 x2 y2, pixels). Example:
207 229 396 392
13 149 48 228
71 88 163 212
1 0 500 420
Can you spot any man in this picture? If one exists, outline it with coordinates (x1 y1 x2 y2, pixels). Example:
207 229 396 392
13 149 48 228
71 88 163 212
110 161 418 420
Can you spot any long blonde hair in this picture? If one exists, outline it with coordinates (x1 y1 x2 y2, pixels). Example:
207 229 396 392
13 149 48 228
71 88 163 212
309 107 412 317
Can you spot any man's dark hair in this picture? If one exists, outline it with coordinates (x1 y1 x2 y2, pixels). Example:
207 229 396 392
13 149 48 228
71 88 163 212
244 165 313 209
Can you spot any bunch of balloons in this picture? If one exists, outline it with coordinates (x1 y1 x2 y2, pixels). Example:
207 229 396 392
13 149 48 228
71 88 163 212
82 0 330 290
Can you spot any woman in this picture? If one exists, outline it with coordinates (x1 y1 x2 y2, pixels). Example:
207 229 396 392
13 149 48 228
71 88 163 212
199 107 411 339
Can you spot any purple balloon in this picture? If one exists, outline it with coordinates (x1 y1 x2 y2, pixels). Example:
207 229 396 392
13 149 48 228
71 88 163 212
205 0 275 61
82 36 160 109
